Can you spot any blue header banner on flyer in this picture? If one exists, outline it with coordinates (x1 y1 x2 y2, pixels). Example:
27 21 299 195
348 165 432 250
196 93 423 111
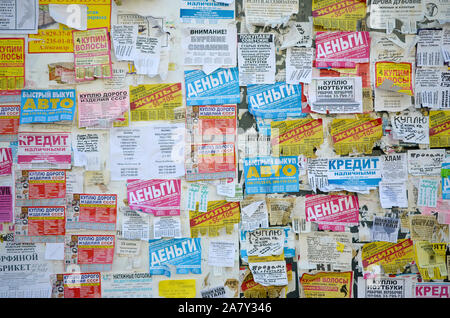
327 157 382 187
247 82 305 120
149 238 202 277
442 162 450 200
185 67 240 106
20 89 76 124
180 0 235 23
243 156 299 194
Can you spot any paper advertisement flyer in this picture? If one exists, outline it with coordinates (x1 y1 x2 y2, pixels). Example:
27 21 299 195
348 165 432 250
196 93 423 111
65 235 115 272
129 83 182 121
0 186 12 223
15 170 66 205
312 0 366 31
305 194 359 229
72 27 112 82
270 118 323 157
0 38 25 92
20 89 76 124
180 0 235 24
244 156 300 194
247 83 304 120
149 238 202 277
66 194 117 231
77 90 129 128
330 116 382 155
14 206 65 243
0 147 12 175
0 104 19 137
300 271 353 298
189 200 240 237
315 31 370 68
357 276 412 298
185 143 236 181
309 77 363 114
127 179 181 216
17 132 71 170
429 110 450 148
327 157 382 188
101 272 152 298
375 62 413 96
238 33 275 86
361 239 415 278
185 67 240 106
52 273 101 298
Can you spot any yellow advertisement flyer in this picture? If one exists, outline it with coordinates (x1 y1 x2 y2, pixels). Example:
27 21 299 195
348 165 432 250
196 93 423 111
312 0 366 31
28 25 74 54
362 239 415 275
39 0 112 30
429 110 450 148
415 242 448 281
189 200 240 237
331 116 382 155
159 279 196 298
271 118 324 157
375 62 413 96
72 27 112 81
0 38 25 92
129 84 183 121
300 271 353 298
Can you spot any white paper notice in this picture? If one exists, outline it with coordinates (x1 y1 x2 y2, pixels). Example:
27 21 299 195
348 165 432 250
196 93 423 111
379 182 408 209
111 24 138 61
380 153 408 182
45 243 64 260
134 36 161 77
110 127 151 180
238 33 275 86
73 133 102 171
286 47 313 84
182 24 237 68
122 209 150 241
148 123 185 179
391 112 430 144
407 149 445 176
241 201 269 231
153 216 182 239
208 241 236 268
0 0 39 34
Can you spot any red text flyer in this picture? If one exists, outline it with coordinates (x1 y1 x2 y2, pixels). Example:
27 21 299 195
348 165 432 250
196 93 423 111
186 143 236 181
0 38 25 93
15 206 65 243
305 194 359 231
65 235 115 272
127 179 181 216
77 89 129 128
27 170 66 200
0 105 20 136
375 62 413 96
72 28 112 82
17 132 72 169
187 105 237 137
66 194 117 231
52 273 101 298
415 283 450 298
315 31 370 68
0 147 12 175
